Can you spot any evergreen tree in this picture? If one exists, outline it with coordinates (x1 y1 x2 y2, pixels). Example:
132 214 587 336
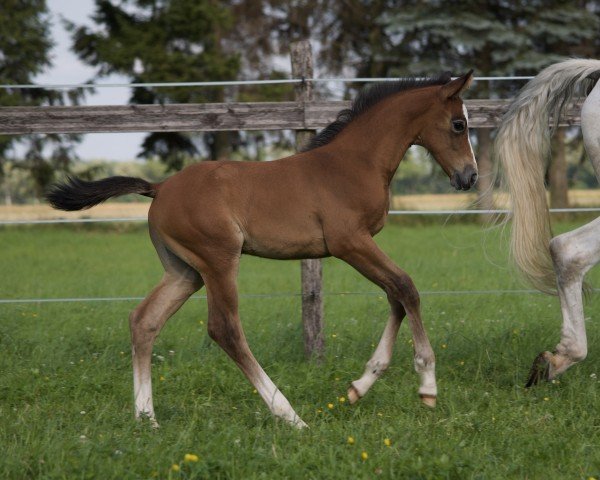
68 0 241 168
0 0 80 201
68 0 340 167
382 1 599 209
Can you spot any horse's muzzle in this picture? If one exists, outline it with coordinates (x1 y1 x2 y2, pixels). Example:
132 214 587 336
451 165 478 191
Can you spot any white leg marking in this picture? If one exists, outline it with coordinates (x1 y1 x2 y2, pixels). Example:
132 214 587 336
414 356 437 398
351 316 399 398
253 367 307 428
133 353 156 420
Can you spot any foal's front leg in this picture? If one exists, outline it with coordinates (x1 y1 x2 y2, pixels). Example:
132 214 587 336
336 236 437 407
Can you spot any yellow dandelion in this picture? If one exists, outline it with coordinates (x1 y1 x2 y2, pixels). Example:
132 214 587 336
316 408 323 413
252 389 257 394
184 453 199 462
544 397 550 401
347 436 355 445
171 464 180 472
441 344 447 349
327 403 334 409
384 438 391 447
331 334 337 338
459 361 464 366
377 412 383 417
361 451 369 461
339 396 346 403
159 376 165 381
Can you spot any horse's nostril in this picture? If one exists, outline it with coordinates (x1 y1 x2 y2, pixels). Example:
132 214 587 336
470 172 478 185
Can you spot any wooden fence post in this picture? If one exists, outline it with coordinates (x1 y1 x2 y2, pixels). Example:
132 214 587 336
290 40 325 360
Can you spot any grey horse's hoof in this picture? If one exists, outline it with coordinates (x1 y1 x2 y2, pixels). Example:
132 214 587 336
525 351 551 388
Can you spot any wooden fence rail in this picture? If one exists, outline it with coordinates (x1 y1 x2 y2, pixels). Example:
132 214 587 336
0 99 583 135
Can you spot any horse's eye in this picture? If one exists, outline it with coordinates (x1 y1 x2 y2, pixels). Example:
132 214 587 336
452 119 466 133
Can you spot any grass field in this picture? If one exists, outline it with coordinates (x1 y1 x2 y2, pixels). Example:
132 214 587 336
1 220 599 479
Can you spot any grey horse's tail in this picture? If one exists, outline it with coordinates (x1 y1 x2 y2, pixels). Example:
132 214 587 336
494 59 600 294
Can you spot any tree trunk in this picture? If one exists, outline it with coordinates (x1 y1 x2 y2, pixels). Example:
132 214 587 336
476 129 494 221
549 128 569 209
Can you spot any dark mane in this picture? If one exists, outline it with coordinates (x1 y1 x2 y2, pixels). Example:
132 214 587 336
303 72 452 151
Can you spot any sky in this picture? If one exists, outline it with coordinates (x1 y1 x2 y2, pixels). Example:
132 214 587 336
35 0 146 161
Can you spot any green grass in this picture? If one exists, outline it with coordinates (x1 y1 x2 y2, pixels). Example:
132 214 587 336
1 221 599 479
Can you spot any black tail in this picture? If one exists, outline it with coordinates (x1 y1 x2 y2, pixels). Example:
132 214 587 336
45 176 158 211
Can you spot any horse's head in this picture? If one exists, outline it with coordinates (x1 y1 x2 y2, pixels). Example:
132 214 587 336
415 71 478 191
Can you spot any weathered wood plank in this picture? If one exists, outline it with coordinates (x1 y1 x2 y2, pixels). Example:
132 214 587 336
291 40 325 361
0 99 582 135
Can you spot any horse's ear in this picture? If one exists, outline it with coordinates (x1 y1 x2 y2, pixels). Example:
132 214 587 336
440 70 474 99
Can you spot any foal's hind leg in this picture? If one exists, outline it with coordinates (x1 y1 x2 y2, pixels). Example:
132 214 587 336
130 236 202 425
334 235 436 407
527 218 600 386
201 259 307 428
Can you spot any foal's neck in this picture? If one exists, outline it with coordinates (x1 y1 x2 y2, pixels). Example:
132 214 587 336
330 89 434 183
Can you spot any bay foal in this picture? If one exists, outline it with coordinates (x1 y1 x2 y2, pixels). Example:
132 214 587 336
47 71 477 428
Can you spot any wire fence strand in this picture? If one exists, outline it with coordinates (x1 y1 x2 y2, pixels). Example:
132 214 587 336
0 76 535 90
1 207 599 226
0 288 576 305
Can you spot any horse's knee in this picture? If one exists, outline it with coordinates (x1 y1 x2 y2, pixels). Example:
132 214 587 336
207 312 244 358
206 319 222 343
387 272 420 309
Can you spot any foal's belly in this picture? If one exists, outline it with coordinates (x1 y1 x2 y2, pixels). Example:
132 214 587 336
241 231 330 260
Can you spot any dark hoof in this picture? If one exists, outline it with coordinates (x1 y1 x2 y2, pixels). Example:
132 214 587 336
525 352 551 388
